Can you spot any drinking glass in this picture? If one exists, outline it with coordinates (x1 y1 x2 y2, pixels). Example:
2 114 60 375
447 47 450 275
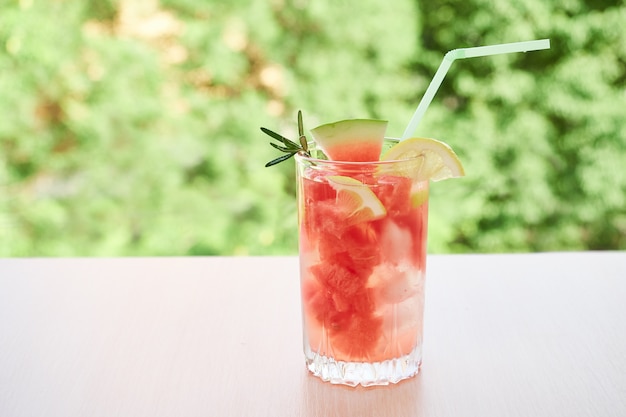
295 139 428 387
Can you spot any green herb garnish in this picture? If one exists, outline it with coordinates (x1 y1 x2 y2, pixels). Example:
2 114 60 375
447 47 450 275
261 110 310 167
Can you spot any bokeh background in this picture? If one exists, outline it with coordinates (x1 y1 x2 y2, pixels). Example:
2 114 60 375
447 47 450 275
1 0 625 256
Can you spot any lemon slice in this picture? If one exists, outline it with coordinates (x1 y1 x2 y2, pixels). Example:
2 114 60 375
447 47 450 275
327 176 386 222
381 137 465 182
410 181 429 207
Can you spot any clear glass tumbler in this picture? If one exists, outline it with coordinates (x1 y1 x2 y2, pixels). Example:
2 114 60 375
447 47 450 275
295 139 429 387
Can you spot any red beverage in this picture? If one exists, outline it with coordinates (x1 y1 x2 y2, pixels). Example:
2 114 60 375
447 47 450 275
296 150 429 386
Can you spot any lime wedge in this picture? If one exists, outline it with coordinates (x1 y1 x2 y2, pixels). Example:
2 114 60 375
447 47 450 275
381 137 465 182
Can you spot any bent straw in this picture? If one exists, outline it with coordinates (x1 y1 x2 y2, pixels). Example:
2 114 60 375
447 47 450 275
401 39 551 140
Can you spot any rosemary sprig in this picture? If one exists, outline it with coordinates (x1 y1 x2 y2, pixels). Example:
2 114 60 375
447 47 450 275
261 110 310 167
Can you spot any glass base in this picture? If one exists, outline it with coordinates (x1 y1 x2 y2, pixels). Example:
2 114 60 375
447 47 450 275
304 344 422 387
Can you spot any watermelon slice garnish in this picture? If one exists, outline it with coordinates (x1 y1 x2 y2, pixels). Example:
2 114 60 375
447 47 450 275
310 119 388 162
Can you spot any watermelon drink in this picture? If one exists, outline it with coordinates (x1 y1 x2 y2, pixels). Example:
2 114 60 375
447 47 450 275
263 39 549 386
262 113 464 387
295 139 430 387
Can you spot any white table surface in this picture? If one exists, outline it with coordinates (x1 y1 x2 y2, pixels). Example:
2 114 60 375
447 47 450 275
0 252 625 417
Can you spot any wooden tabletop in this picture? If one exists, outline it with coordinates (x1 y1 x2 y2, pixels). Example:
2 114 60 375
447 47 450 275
0 252 625 417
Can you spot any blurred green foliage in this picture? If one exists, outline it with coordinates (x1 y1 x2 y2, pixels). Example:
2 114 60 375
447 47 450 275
0 0 624 256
